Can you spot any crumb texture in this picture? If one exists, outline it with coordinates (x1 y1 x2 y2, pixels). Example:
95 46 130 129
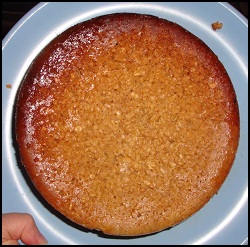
16 13 239 236
211 21 223 30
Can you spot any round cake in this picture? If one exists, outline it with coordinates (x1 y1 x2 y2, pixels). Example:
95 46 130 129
15 13 240 236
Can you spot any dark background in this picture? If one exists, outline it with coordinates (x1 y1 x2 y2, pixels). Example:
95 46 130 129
2 2 248 40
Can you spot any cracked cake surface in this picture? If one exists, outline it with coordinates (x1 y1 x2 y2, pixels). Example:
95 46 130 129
15 13 240 236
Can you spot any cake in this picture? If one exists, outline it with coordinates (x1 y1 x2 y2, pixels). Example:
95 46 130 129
15 13 240 236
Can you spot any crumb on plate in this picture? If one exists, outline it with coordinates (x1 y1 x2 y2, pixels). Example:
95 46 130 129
211 21 223 31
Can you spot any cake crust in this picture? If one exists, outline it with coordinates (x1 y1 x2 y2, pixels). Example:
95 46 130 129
15 13 240 236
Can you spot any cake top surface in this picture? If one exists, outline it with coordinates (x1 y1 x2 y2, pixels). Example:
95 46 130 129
15 13 239 236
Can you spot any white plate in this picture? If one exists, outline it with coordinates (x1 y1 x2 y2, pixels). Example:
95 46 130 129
2 2 248 245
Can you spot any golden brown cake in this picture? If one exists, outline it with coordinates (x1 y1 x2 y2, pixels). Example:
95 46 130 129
15 13 240 236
